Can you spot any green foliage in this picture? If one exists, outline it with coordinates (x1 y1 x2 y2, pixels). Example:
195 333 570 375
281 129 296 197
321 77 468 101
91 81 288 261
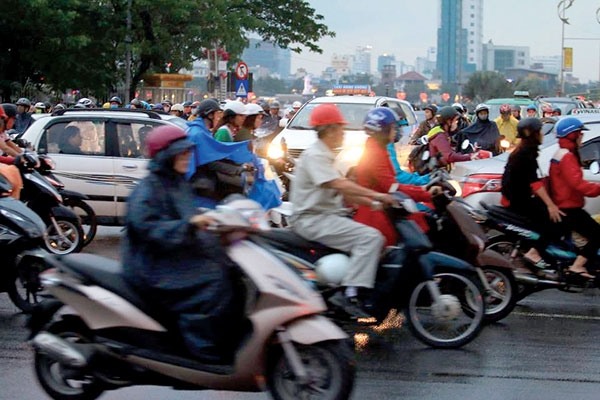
0 0 334 100
253 76 288 96
463 71 513 102
338 73 374 85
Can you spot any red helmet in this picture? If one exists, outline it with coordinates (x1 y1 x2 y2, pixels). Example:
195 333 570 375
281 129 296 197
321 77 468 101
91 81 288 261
499 104 511 114
309 104 347 127
145 125 193 158
541 104 553 114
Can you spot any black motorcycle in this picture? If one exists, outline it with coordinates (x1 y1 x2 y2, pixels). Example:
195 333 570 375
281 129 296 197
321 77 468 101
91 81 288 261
16 152 84 255
36 154 97 247
258 192 486 349
0 174 47 312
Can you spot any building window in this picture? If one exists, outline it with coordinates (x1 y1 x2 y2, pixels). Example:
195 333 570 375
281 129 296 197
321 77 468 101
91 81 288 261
470 31 474 35
470 58 474 62
518 60 525 65
471 14 475 18
518 52 525 57
470 49 474 53
470 40 474 44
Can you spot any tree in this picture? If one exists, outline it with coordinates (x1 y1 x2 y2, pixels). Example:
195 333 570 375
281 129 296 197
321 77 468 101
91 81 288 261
0 0 334 101
463 71 513 102
514 77 552 98
254 76 288 96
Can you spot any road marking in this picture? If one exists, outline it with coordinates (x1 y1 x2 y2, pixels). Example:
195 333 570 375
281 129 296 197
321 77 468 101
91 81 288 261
512 311 600 321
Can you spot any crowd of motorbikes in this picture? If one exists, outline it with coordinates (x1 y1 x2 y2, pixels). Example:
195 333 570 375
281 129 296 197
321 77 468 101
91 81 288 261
1 127 598 399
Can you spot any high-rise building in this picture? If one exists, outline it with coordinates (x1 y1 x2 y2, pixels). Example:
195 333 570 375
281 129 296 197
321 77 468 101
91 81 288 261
354 46 372 75
482 41 530 73
241 39 291 79
437 0 483 84
377 54 396 74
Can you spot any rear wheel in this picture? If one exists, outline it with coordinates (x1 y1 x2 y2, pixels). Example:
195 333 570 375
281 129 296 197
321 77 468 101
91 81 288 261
267 340 355 400
486 238 532 301
44 217 84 255
479 266 518 323
34 319 104 400
405 272 484 348
66 200 97 247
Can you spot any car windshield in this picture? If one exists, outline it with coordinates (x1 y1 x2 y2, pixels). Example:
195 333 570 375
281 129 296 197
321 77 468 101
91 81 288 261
289 102 375 130
494 121 558 161
163 116 188 130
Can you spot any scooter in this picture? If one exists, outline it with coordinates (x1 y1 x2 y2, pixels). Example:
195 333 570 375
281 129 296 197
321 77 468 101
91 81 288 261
27 198 355 400
0 173 48 312
16 152 85 255
257 193 486 349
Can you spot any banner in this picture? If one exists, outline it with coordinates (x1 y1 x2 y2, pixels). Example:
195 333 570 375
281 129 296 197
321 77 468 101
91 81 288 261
563 47 573 72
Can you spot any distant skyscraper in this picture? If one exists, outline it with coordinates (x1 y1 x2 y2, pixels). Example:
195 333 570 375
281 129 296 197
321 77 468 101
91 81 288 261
241 39 291 78
437 0 483 85
354 46 372 74
377 54 396 74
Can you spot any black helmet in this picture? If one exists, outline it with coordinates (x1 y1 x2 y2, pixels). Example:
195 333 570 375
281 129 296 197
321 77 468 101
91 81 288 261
110 96 122 105
16 97 31 107
424 104 438 114
130 98 142 107
517 117 543 139
196 99 221 117
436 106 459 125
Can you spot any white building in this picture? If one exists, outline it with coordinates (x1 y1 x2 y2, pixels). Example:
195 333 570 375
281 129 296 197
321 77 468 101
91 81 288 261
530 55 561 74
463 0 483 70
482 41 530 73
354 46 372 75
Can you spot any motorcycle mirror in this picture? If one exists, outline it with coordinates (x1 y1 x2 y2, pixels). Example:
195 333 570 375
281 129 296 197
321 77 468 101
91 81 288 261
461 139 471 150
417 136 429 145
421 150 431 161
590 161 600 175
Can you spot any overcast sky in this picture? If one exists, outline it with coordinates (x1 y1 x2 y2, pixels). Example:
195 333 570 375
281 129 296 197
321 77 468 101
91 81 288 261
290 0 600 83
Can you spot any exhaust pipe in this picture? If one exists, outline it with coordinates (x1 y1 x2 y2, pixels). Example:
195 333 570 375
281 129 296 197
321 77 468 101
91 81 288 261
31 333 89 368
514 272 563 288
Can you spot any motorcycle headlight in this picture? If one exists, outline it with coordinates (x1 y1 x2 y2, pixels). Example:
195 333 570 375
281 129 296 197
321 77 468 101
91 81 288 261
339 146 364 164
267 142 285 159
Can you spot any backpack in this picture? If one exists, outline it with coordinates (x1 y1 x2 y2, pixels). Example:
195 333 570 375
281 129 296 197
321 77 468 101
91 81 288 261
407 143 432 175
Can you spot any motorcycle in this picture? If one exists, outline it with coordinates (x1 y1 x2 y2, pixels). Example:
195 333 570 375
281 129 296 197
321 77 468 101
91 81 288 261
36 154 97 247
258 192 486 349
0 173 48 312
16 152 85 255
27 198 355 400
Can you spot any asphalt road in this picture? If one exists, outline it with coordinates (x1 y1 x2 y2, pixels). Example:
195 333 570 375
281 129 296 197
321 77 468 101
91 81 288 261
1 227 599 400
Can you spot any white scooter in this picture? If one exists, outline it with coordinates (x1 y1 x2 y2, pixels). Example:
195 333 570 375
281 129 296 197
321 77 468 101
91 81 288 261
27 199 355 400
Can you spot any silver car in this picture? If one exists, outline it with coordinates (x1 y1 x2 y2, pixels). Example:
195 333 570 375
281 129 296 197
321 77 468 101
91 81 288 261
451 113 600 216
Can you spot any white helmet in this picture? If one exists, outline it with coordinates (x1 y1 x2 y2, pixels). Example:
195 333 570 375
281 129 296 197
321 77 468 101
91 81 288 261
244 103 265 116
292 101 302 109
34 102 46 109
314 253 350 285
170 103 184 112
223 100 247 115
77 98 94 108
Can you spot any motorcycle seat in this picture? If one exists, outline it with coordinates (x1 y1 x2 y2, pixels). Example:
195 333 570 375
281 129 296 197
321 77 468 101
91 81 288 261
480 202 533 228
53 254 147 313
258 228 342 262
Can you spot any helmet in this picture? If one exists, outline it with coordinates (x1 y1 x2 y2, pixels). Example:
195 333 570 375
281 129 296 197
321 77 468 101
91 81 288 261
511 104 521 111
130 98 142 107
526 103 537 111
223 101 246 115
436 106 460 125
541 104 553 114
182 101 193 107
53 104 66 111
16 98 31 107
499 104 511 114
555 117 589 138
196 99 221 117
474 103 489 114
258 100 270 111
424 104 438 114
145 125 193 158
161 99 173 106
517 117 543 139
245 103 265 116
77 98 94 108
152 103 164 111
73 103 87 109
292 101 302 109
314 254 350 285
363 107 399 133
171 103 184 112
191 100 201 107
109 96 122 105
34 102 46 109
452 102 464 113
309 104 347 127
553 106 562 115
270 100 281 109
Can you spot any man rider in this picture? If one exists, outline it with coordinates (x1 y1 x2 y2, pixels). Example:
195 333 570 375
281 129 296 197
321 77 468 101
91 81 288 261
409 104 438 145
14 98 34 134
290 103 396 319
494 104 518 146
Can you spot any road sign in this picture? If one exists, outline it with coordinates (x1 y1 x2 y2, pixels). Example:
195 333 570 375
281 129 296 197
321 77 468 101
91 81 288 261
235 62 249 80
235 79 249 98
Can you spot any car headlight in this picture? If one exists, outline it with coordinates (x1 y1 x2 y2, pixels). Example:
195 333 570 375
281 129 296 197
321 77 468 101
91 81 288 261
267 142 284 159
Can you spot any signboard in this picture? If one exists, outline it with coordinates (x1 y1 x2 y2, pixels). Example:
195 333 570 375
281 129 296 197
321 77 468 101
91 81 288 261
563 47 573 72
235 79 249 98
572 108 600 115
331 84 370 95
235 61 249 80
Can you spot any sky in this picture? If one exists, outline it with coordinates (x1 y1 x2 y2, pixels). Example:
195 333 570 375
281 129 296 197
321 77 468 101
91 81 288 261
290 0 600 83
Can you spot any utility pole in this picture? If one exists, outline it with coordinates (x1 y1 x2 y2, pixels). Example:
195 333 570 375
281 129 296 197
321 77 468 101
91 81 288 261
124 0 132 103
557 0 574 96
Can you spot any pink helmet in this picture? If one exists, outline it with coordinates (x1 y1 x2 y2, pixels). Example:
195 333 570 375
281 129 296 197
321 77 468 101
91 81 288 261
499 104 511 114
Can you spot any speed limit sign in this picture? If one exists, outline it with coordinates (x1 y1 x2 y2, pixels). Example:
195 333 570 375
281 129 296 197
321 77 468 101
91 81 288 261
235 62 249 80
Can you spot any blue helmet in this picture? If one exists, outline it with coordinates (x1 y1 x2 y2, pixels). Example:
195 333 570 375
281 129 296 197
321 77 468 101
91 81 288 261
555 117 589 138
526 104 536 111
363 107 400 133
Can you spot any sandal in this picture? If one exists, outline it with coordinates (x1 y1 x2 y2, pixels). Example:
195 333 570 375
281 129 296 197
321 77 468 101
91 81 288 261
523 256 551 270
565 269 595 280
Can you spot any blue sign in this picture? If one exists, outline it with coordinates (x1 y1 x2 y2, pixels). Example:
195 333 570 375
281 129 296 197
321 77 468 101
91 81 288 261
235 79 249 98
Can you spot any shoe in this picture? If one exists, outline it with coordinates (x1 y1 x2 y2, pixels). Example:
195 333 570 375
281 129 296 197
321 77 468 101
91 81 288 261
328 291 372 319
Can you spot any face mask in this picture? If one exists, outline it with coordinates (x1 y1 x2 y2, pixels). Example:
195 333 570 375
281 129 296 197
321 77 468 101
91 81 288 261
110 104 118 109
35 109 42 114
478 113 488 121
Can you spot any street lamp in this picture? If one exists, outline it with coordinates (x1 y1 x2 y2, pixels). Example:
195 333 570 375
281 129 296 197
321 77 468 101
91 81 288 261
557 0 574 96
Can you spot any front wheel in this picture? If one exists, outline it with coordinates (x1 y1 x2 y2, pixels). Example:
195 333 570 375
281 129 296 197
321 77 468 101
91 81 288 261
405 272 484 349
44 217 84 255
7 257 46 313
65 200 97 248
267 340 355 400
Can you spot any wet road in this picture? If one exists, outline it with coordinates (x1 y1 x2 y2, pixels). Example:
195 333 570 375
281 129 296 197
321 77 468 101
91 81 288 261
1 227 599 400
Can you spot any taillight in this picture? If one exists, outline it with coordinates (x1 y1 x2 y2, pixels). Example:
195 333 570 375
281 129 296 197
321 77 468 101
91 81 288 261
461 173 502 198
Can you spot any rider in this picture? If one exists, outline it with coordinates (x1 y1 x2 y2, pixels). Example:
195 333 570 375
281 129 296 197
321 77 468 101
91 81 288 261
354 107 435 246
500 118 564 270
0 105 24 157
456 103 501 155
122 124 244 363
290 103 396 319
494 104 518 146
214 101 247 142
109 96 122 108
526 104 537 118
511 105 522 121
427 106 479 167
14 98 34 134
549 117 600 279
409 104 438 145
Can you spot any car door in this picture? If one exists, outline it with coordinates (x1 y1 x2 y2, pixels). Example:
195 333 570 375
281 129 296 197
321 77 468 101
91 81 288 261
579 136 600 216
38 117 116 221
108 119 165 222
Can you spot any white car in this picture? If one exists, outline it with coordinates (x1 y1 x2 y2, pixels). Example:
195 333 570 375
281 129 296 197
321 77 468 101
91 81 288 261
21 109 188 225
267 95 418 174
451 113 600 215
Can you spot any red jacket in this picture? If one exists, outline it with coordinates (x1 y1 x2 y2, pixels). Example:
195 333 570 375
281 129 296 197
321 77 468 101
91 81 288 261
354 138 431 246
549 139 600 209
